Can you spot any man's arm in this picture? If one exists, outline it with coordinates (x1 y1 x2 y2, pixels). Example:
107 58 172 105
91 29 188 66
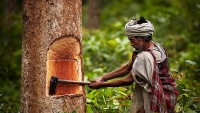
97 60 134 82
89 72 134 89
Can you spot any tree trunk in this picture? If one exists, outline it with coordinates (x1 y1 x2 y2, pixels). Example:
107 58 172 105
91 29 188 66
21 0 85 113
4 0 16 26
3 0 16 46
86 0 101 29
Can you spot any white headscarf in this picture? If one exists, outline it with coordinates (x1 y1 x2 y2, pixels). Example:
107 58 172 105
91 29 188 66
125 17 155 37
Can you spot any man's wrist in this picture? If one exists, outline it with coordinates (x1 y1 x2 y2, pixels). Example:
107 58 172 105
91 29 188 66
101 82 107 87
96 76 105 82
99 73 110 82
101 75 108 81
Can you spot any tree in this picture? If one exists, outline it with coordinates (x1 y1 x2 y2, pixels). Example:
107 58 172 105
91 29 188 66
86 0 101 29
21 0 85 112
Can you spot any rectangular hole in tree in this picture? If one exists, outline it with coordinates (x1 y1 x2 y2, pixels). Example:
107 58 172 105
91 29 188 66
47 59 80 95
46 36 82 96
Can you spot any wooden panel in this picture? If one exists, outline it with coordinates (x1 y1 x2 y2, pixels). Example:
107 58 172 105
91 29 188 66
47 59 80 95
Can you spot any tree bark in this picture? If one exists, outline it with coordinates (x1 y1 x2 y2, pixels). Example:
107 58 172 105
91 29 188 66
21 0 85 112
86 0 101 29
4 0 16 26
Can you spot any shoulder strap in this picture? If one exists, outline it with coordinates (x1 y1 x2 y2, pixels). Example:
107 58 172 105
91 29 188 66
147 49 167 112
132 51 138 61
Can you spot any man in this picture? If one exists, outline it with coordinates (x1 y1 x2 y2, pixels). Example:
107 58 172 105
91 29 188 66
89 16 179 113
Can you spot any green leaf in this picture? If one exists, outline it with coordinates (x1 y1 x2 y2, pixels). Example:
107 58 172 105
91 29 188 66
185 60 196 65
113 99 119 106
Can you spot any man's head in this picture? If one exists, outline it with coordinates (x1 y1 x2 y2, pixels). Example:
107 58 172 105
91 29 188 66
128 35 152 51
125 16 154 51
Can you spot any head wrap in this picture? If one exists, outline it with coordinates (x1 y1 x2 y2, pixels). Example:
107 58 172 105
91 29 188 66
125 17 155 37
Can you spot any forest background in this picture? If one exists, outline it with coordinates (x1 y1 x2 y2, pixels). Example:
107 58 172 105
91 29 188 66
0 0 200 112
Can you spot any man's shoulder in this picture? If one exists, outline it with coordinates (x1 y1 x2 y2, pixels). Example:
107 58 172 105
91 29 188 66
137 51 153 61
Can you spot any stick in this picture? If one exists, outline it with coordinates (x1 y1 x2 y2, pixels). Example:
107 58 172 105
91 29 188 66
58 79 91 85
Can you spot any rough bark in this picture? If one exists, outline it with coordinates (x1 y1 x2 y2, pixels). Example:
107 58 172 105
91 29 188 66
21 0 85 112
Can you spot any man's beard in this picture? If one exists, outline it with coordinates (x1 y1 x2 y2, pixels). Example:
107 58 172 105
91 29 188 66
135 48 143 52
134 44 143 52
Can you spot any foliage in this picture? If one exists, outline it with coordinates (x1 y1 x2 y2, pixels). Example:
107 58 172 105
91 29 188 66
86 87 132 113
82 24 134 112
83 1 200 112
83 27 200 112
171 61 200 112
0 0 22 112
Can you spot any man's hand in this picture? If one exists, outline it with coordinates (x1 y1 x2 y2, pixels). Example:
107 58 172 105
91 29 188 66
89 72 134 89
95 76 104 82
89 81 104 89
89 76 104 89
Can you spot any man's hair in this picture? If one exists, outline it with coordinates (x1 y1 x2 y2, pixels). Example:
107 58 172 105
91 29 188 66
134 17 152 42
135 35 152 42
137 16 147 24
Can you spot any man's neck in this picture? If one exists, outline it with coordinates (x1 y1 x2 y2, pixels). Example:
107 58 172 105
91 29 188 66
144 40 154 50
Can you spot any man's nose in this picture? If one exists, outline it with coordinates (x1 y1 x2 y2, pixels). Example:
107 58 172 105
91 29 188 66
130 42 134 46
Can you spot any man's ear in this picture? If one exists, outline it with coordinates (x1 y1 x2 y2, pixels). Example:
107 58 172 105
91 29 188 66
143 36 151 42
137 37 145 42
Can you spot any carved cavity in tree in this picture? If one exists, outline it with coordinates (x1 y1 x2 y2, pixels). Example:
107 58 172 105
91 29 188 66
46 35 82 96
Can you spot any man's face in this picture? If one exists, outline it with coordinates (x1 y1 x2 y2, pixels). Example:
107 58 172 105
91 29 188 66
128 37 145 52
